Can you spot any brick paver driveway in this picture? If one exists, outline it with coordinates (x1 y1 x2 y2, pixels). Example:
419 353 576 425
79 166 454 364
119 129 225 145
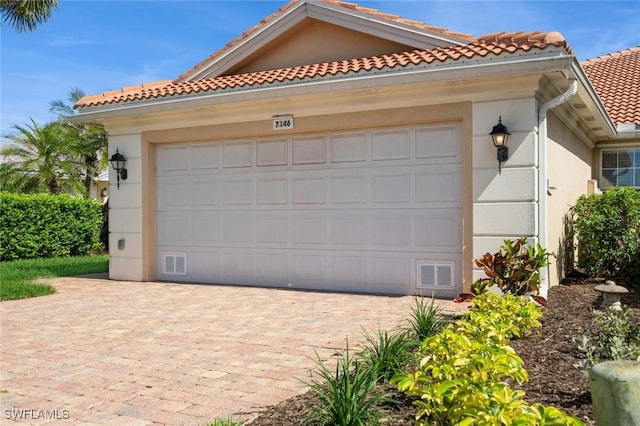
1 276 462 425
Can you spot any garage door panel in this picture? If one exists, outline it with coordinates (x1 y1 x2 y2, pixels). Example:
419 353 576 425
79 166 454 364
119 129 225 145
371 174 410 203
222 213 253 243
157 124 463 295
191 214 219 243
415 212 460 249
293 135 326 165
158 177 189 208
159 213 188 243
222 179 252 205
330 255 367 286
372 129 410 161
254 253 288 282
256 216 288 243
293 177 326 204
159 146 189 172
371 257 411 289
293 215 326 244
257 138 288 166
191 251 219 277
223 141 252 168
329 214 367 245
416 169 459 203
330 175 367 203
221 252 253 280
191 180 219 206
330 132 367 163
256 177 288 205
191 143 220 170
293 253 326 283
416 126 460 159
371 213 411 246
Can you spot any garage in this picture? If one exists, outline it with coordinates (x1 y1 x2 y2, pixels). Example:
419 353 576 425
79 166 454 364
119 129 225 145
156 122 462 296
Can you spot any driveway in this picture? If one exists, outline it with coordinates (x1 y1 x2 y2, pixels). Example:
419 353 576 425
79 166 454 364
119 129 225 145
0 276 463 425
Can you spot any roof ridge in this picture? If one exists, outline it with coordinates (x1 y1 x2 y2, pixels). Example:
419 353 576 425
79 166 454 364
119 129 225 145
174 0 475 83
582 45 640 65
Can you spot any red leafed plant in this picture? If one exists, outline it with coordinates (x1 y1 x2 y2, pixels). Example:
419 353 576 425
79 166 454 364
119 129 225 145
473 237 549 296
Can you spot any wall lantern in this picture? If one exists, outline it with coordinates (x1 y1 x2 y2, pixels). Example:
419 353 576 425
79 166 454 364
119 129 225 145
490 116 511 174
109 149 127 189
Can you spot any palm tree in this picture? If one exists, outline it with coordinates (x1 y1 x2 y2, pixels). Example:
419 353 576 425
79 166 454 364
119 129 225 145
0 0 58 32
50 88 108 197
0 119 80 194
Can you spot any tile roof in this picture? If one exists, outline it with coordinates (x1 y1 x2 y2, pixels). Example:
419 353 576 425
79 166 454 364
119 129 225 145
582 46 640 126
174 0 476 83
76 33 569 109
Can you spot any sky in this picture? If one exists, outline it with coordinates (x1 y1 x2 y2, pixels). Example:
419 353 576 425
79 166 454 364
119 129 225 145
1 0 639 144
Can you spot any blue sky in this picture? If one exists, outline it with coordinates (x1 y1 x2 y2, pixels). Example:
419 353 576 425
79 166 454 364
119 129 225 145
2 0 639 142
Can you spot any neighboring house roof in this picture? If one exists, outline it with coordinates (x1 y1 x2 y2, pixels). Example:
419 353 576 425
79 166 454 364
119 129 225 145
582 46 640 126
75 30 570 109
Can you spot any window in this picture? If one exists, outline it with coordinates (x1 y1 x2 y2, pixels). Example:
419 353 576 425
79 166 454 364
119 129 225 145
601 148 640 189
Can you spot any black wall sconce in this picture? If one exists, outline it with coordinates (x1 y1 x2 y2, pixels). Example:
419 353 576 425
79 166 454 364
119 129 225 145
109 149 127 189
490 116 511 174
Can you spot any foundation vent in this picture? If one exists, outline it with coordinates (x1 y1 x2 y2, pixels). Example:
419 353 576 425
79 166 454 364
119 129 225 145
417 261 454 289
163 253 187 275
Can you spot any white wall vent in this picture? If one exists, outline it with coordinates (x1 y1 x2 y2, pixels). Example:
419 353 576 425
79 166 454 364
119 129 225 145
163 253 187 275
417 261 454 289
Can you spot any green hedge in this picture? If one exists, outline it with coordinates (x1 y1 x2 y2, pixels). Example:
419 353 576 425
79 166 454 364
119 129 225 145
0 193 103 261
573 187 640 284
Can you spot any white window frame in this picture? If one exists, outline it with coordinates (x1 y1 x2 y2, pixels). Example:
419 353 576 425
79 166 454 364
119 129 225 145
599 147 640 189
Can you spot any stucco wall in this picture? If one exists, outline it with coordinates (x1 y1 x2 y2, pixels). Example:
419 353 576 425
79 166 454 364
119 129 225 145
472 98 539 284
546 112 593 285
230 19 413 74
107 133 145 281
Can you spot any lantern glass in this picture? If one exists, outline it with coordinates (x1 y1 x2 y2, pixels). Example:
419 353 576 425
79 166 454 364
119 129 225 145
490 117 511 148
110 150 126 171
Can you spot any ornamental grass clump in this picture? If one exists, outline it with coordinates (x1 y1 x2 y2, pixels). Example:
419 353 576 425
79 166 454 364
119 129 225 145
304 340 394 426
359 327 416 382
406 296 448 341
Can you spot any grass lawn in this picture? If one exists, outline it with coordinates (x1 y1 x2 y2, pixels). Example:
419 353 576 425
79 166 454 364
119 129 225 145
0 255 109 301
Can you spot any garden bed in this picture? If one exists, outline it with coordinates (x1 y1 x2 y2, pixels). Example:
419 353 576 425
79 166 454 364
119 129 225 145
248 277 640 425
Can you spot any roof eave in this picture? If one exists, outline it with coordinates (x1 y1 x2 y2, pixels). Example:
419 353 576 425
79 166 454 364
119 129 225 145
71 49 574 125
568 60 618 139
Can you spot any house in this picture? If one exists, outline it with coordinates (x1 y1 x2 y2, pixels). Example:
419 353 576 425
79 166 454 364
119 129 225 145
72 0 639 298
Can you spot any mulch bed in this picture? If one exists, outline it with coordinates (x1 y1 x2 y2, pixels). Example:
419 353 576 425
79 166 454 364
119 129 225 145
247 276 640 425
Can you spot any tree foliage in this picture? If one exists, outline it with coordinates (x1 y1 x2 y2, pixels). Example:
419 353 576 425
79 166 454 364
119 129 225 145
0 119 81 194
0 0 58 32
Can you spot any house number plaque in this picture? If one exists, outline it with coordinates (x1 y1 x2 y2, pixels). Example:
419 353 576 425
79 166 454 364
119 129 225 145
272 115 294 131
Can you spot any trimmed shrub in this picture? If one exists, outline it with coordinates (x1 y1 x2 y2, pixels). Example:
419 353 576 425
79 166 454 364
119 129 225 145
572 187 640 284
0 193 103 261
393 293 583 426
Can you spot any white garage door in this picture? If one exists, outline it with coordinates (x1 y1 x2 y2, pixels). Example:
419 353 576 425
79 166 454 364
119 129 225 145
156 123 462 296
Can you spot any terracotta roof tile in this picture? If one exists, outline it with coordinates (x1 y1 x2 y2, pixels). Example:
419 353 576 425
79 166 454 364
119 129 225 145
75 36 569 109
582 46 640 126
478 30 571 54
174 0 475 83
